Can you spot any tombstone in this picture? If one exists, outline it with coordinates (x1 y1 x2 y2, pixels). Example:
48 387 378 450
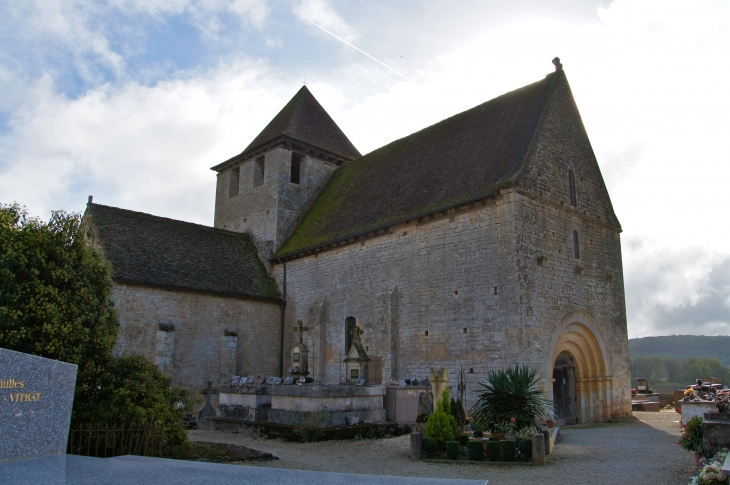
416 391 434 422
247 374 255 383
266 377 282 385
356 379 366 386
231 376 240 384
198 382 218 421
0 347 78 462
253 374 266 385
399 379 407 387
412 378 420 386
405 379 412 385
421 378 431 387
343 326 370 385
635 378 649 394
240 376 249 384
532 433 546 465
283 377 295 385
290 321 310 378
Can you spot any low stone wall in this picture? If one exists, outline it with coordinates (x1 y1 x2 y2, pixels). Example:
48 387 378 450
215 383 386 428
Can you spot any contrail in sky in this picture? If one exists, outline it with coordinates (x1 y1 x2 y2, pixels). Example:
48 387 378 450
309 21 411 82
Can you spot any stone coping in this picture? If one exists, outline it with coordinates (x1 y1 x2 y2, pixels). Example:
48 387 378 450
0 454 488 485
220 383 385 397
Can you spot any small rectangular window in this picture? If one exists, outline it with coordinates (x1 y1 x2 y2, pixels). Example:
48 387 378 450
290 153 301 184
253 158 264 188
573 230 580 259
228 167 240 197
569 169 577 207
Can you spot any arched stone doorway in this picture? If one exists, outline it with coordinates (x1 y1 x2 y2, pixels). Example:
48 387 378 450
553 352 577 425
548 311 613 424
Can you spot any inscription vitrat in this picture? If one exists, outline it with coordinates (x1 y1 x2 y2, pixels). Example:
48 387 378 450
1 378 42 402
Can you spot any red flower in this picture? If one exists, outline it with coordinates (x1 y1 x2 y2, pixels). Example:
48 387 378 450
510 417 516 423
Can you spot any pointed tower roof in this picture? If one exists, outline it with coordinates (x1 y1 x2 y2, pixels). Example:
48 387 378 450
212 86 360 171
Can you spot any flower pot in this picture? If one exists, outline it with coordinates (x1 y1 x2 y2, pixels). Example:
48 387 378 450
546 421 555 429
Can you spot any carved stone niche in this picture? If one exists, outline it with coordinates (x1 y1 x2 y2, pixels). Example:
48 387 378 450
343 327 370 385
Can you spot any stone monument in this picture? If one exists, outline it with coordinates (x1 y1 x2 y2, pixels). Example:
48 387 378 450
429 367 449 411
289 321 310 378
0 347 78 462
343 326 370 385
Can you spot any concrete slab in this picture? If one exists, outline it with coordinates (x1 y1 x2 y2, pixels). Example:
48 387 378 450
0 454 488 485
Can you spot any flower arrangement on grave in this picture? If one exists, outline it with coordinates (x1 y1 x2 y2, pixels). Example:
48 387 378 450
689 449 728 484
470 365 553 435
677 416 705 460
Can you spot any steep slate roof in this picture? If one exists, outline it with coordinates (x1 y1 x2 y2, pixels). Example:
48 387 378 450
85 204 280 300
212 86 361 171
275 72 563 259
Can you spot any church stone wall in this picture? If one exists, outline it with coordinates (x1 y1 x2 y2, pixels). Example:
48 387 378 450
214 147 336 261
274 188 629 417
111 283 281 391
273 194 520 406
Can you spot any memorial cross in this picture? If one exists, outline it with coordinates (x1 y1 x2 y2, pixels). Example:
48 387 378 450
293 320 309 344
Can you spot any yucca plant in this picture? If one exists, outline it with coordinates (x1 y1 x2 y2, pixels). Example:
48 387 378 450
470 365 554 433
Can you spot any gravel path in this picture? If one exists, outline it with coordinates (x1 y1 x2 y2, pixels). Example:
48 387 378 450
190 411 696 484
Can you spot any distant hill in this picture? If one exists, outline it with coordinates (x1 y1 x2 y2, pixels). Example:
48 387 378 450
629 335 730 366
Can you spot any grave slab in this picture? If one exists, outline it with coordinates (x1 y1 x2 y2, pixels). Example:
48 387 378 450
0 454 488 485
0 347 78 462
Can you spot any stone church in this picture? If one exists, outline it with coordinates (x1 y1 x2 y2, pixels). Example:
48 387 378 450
84 60 631 424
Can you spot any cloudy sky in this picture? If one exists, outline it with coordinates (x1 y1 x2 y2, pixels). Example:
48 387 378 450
1 0 728 338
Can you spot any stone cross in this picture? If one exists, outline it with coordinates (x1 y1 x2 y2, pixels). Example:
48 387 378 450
293 320 309 345
350 325 364 344
198 381 218 419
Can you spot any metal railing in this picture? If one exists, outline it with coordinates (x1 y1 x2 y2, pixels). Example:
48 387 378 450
67 420 164 458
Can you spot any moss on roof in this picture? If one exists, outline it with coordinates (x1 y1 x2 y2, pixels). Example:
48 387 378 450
275 74 559 258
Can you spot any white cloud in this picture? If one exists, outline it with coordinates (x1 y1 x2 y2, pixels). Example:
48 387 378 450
294 0 358 43
1 0 729 337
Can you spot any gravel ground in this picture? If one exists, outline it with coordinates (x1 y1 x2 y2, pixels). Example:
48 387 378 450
189 411 696 484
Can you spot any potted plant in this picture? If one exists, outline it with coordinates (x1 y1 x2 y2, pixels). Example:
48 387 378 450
678 416 705 467
470 365 554 438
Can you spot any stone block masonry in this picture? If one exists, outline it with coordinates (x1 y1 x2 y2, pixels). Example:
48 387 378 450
112 283 281 393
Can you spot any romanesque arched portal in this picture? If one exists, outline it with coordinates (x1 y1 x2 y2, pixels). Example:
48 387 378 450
548 311 613 423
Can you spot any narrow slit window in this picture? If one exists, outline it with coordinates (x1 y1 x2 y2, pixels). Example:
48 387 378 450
569 169 577 207
228 167 240 197
253 157 265 188
290 153 301 184
345 317 357 352
573 230 580 259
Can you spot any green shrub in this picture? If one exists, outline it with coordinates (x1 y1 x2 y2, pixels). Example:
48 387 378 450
0 206 190 458
459 434 470 446
500 440 516 462
425 389 458 444
455 398 466 426
467 440 485 461
517 438 532 461
678 416 704 454
486 440 501 461
422 437 438 458
470 365 554 433
445 441 459 459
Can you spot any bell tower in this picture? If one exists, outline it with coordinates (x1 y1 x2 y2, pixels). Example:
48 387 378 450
211 86 361 262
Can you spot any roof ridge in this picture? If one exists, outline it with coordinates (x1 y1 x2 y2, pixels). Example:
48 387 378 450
87 203 243 237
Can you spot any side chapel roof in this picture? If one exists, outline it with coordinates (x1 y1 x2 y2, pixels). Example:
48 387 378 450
212 86 361 171
84 203 280 301
275 71 564 258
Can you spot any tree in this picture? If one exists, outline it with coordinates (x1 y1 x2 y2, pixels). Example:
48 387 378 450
0 204 117 369
665 358 681 383
0 204 190 457
470 365 554 432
